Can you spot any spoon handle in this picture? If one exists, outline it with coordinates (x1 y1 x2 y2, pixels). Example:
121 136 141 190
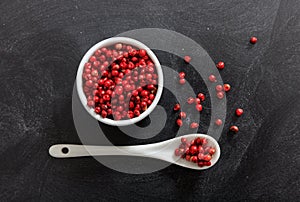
49 144 161 158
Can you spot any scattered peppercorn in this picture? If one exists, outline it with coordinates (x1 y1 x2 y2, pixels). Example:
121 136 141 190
216 61 225 70
184 56 191 63
223 84 231 92
235 108 244 116
250 36 257 44
229 125 239 133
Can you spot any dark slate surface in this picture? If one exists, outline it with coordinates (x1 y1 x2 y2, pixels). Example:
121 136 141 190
0 0 299 201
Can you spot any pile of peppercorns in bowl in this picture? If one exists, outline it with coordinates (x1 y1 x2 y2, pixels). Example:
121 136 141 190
76 37 164 126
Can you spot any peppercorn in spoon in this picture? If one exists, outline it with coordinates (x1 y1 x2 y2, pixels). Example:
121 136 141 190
49 134 220 170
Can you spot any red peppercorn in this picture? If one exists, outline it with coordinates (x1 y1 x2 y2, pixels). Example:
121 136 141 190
202 138 208 146
174 104 181 111
209 148 216 155
235 108 244 116
198 161 204 167
185 155 191 161
139 49 147 57
179 78 186 85
198 152 204 160
86 80 94 88
216 61 225 70
149 94 155 100
91 70 98 77
185 147 190 154
84 62 92 69
184 55 191 63
187 97 195 104
134 109 140 117
194 137 201 145
223 84 231 92
216 91 224 99
93 96 99 103
94 107 101 114
99 55 106 62
179 72 185 79
181 137 187 144
179 112 187 119
203 154 212 161
197 93 205 101
190 156 198 163
195 104 203 112
87 100 95 107
101 110 108 118
195 98 201 104
174 148 181 156
89 56 97 62
103 94 110 101
104 80 112 88
229 125 239 133
209 74 217 82
215 84 223 92
111 70 119 77
250 36 257 44
215 119 223 126
197 145 204 153
190 122 199 129
115 43 122 50
189 145 198 155
176 119 183 127
179 148 185 156
115 86 123 95
141 90 149 97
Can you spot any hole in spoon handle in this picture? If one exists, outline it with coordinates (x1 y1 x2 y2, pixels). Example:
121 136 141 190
48 145 90 158
61 147 69 154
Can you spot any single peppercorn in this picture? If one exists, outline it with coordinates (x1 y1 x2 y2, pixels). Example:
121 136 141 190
181 137 187 144
215 84 223 92
176 119 183 127
184 55 191 63
195 104 203 112
250 36 258 44
174 103 181 111
179 112 187 119
215 119 223 126
216 61 225 70
187 97 195 104
235 108 244 116
229 125 239 133
216 91 224 99
190 122 199 129
209 74 217 82
197 93 205 101
179 72 185 79
189 145 198 155
179 78 186 85
224 84 231 92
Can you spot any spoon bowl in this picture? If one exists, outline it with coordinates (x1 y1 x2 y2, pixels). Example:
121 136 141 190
49 134 220 170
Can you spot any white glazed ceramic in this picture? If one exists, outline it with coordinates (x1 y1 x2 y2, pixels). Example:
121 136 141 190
49 134 220 170
76 37 163 126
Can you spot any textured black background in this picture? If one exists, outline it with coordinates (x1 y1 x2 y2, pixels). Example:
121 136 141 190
0 0 299 201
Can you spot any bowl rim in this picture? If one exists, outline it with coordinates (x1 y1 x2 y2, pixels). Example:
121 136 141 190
76 37 164 126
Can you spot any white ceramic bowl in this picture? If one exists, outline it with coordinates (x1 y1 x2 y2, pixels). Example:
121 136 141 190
76 37 164 126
